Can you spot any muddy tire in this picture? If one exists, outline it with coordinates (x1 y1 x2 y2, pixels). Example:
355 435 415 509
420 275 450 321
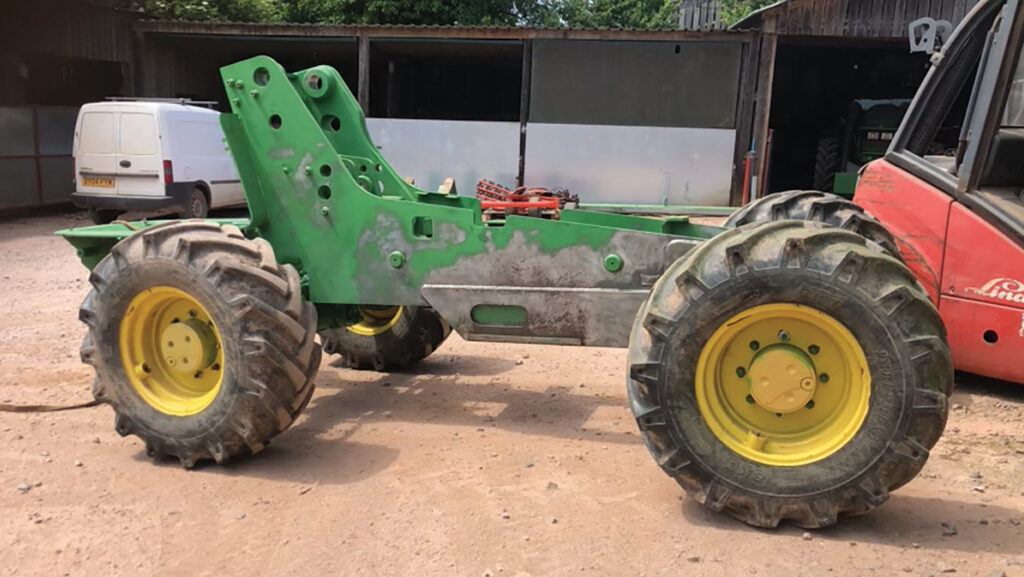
813 136 840 192
79 221 320 467
726 190 901 258
628 220 951 528
321 306 450 371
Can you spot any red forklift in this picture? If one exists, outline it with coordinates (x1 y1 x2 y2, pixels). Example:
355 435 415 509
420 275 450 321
732 0 1024 385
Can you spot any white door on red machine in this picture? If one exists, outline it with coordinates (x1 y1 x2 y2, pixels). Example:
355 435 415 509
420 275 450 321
75 110 118 194
116 111 164 197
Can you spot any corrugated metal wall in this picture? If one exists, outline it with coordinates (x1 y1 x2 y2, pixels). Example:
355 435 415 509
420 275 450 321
0 0 134 209
1 0 135 89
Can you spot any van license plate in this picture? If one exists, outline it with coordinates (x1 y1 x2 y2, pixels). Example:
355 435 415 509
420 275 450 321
82 177 114 188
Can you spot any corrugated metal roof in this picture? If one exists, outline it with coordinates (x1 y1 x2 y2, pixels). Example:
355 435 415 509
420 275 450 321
135 19 749 42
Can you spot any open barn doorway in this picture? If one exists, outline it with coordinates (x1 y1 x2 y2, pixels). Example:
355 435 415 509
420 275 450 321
764 38 932 195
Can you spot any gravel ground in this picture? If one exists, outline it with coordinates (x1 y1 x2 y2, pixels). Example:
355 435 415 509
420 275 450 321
1 210 1022 577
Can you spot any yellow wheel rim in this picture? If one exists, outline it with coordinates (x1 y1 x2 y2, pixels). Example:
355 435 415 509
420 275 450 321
346 306 403 336
119 287 224 417
695 303 870 467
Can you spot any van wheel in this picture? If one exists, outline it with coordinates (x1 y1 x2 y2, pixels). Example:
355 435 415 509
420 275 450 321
88 208 119 225
182 188 209 219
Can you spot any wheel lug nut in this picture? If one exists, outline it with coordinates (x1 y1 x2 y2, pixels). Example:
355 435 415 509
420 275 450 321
819 373 830 383
736 367 747 378
745 394 755 404
806 400 815 409
808 344 820 355
778 330 790 342
749 340 760 351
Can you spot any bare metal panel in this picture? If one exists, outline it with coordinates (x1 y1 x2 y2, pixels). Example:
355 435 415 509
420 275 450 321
40 157 74 204
530 39 742 129
37 107 79 156
0 108 34 157
365 118 520 193
524 123 735 206
0 158 39 209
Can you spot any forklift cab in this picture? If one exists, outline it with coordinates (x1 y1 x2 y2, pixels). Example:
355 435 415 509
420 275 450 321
854 0 1024 384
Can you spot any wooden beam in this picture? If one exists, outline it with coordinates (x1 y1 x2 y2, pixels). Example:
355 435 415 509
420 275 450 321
730 33 760 206
357 34 370 114
518 40 532 188
751 29 778 199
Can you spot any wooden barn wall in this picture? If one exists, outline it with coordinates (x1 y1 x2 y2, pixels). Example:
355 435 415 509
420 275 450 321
767 0 983 38
679 0 725 30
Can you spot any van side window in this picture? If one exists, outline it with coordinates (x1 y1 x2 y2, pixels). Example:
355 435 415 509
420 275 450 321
120 113 157 156
80 112 115 154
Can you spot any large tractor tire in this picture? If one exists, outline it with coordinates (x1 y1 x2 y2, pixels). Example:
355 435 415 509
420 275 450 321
813 136 841 192
726 190 901 258
628 221 951 528
321 306 451 371
79 221 320 468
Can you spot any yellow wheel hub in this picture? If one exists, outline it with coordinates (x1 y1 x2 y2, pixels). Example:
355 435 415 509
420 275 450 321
119 287 224 416
695 303 870 467
346 306 403 336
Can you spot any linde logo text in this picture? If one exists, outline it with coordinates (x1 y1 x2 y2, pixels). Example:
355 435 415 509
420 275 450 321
965 278 1024 304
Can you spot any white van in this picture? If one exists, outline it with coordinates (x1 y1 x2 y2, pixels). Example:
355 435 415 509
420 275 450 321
72 99 245 224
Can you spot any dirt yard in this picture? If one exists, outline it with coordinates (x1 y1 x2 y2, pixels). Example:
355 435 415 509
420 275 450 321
0 210 1022 577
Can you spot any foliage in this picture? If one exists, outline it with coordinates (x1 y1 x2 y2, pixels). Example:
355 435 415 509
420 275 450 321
137 0 683 28
139 0 282 22
719 0 776 27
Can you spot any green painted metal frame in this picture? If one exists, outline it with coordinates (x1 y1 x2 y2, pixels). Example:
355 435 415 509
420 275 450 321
59 56 723 341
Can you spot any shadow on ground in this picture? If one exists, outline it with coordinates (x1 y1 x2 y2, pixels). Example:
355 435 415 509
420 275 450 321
187 352 637 486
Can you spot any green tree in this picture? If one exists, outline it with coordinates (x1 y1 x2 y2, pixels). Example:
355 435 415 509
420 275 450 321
140 0 282 22
719 0 775 27
555 0 680 29
280 0 523 25
139 0 684 28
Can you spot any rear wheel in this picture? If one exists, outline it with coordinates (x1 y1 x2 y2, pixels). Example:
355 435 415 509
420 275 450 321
79 221 320 467
321 306 450 371
628 221 951 528
181 188 209 219
726 190 900 257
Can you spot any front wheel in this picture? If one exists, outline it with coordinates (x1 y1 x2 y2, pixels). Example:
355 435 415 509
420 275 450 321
79 221 320 467
628 221 951 528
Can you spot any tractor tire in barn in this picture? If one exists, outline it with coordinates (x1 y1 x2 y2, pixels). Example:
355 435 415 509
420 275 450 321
813 136 841 192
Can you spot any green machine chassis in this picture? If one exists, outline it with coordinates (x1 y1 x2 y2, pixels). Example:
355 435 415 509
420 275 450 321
59 56 952 529
63 56 718 347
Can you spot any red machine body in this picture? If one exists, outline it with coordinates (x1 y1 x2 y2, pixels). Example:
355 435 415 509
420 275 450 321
857 161 1024 384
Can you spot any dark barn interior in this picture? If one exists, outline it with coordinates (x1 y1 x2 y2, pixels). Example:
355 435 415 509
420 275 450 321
766 38 931 192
